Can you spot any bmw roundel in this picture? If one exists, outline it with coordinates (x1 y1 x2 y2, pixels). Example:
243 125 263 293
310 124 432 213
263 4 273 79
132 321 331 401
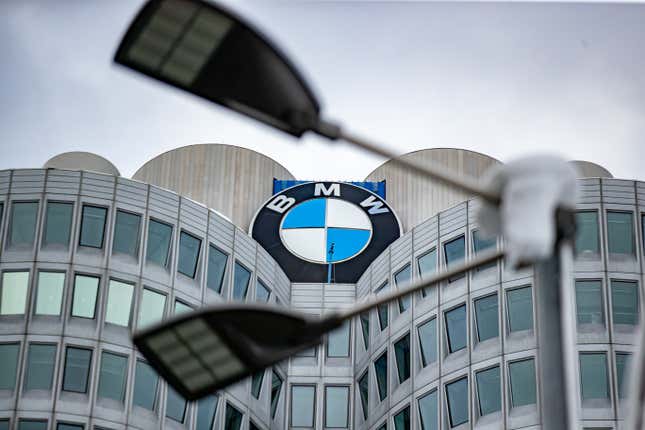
250 182 401 283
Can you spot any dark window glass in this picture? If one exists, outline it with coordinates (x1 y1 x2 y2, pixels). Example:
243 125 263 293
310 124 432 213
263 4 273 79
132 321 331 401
394 334 410 383
446 377 469 427
474 294 498 342
472 230 497 270
196 395 218 430
57 424 83 430
25 343 56 391
360 312 369 350
325 386 349 428
476 366 501 415
375 281 389 330
374 352 388 401
575 211 599 255
444 235 465 267
0 343 20 390
418 248 436 297
207 245 228 293
112 210 141 257
418 318 437 367
612 280 639 325
418 390 438 430
0 202 3 229
18 421 48 430
224 403 243 430
376 425 386 430
71 274 99 319
178 231 201 278
395 264 411 313
616 352 631 399
394 406 410 430
607 211 634 255
98 352 127 402
256 279 271 302
445 305 467 353
509 358 536 407
579 353 609 400
327 322 350 358
232 262 251 300
358 371 369 420
291 385 315 427
0 421 6 430
575 280 604 326
79 205 107 248
133 360 158 410
63 347 92 393
166 386 187 422
251 370 264 399
507 287 534 332
43 202 73 247
146 219 172 267
249 422 260 430
9 202 38 247
271 371 283 419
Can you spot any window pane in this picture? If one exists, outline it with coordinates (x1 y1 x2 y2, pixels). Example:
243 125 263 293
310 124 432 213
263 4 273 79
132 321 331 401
616 352 631 399
178 231 201 278
105 279 134 326
0 343 20 390
395 264 411 313
224 403 243 430
133 360 158 410
1 271 29 315
291 386 315 427
63 347 92 393
475 294 498 342
444 236 465 267
358 371 369 420
79 205 107 248
507 287 533 332
98 352 128 401
71 275 99 318
575 211 599 255
166 386 187 422
394 333 410 383
607 211 634 255
146 219 172 267
394 406 410 430
418 249 436 297
418 390 438 430
9 202 38 246
360 312 369 350
35 271 65 315
207 245 228 293
446 377 468 427
476 366 501 415
375 281 389 330
575 280 604 325
232 262 251 300
256 279 270 302
251 370 264 399
418 318 437 367
0 421 6 430
473 230 496 253
271 371 283 419
327 321 350 358
56 424 83 430
112 210 141 257
325 386 349 428
25 343 56 391
18 421 48 430
445 305 467 353
43 202 73 247
612 280 639 325
509 358 536 407
138 288 166 329
175 300 192 315
374 352 388 401
196 395 218 430
579 353 609 400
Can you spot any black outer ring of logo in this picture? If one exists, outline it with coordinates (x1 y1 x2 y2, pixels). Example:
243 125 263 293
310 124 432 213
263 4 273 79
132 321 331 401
250 182 402 283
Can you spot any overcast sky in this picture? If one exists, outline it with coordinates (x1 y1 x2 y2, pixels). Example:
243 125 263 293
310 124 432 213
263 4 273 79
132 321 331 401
2 0 644 181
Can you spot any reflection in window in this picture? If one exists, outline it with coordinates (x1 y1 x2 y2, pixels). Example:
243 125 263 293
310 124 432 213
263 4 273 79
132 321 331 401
18 421 47 430
291 385 315 427
224 403 243 430
444 236 465 267
256 279 271 302
446 377 469 427
271 371 283 419
327 322 350 358
251 370 264 399
612 280 639 325
507 287 533 332
24 343 56 391
375 281 389 331
418 390 438 430
418 248 436 297
62 347 92 393
575 211 599 255
607 211 634 255
1 271 29 315
0 343 20 390
138 288 166 329
178 231 201 278
359 312 369 350
418 318 437 367
133 360 158 410
105 279 134 327
43 202 73 247
374 352 388 401
166 386 187 422
476 366 501 416
112 210 141 257
358 371 369 420
508 358 536 407
325 386 349 428
9 201 38 247
445 305 467 353
575 280 604 326
98 352 128 402
394 333 410 384
146 219 172 267
35 271 65 316
395 264 411 313
616 352 631 399
79 205 107 248
207 245 228 293
233 262 251 300
71 275 99 318
394 405 410 430
474 294 498 342
196 395 218 430
579 352 609 401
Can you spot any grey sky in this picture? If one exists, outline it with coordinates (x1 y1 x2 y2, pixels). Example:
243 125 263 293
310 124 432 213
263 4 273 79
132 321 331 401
2 1 644 181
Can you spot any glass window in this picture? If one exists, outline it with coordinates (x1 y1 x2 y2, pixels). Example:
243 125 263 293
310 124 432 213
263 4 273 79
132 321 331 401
445 305 467 353
474 294 498 342
18 421 48 430
375 281 389 331
374 352 388 401
0 420 7 430
56 424 83 430
358 371 369 420
575 211 599 255
444 235 465 267
476 366 501 416
0 343 20 390
271 371 283 419
575 280 604 326
446 377 468 427
196 395 218 430
104 279 134 326
394 333 410 383
472 230 497 270
418 248 436 297
256 279 271 302
71 274 99 318
579 352 609 401
395 264 411 313
133 360 158 410
62 347 92 393
146 219 172 267
325 386 349 428
418 318 437 367
359 312 369 350
24 343 56 391
138 288 166 329
232 262 251 300
616 352 631 399
9 201 38 247
207 244 228 293
394 405 410 430
508 358 536 407
166 386 187 422
178 231 201 278
112 210 141 257
251 370 264 399
43 202 73 247
612 280 639 325
224 403 243 430
79 205 107 248
1 271 29 315
174 300 192 315
506 287 533 332
418 390 438 430
327 321 350 358
35 271 65 316
97 352 127 401
291 385 315 427
607 211 634 255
